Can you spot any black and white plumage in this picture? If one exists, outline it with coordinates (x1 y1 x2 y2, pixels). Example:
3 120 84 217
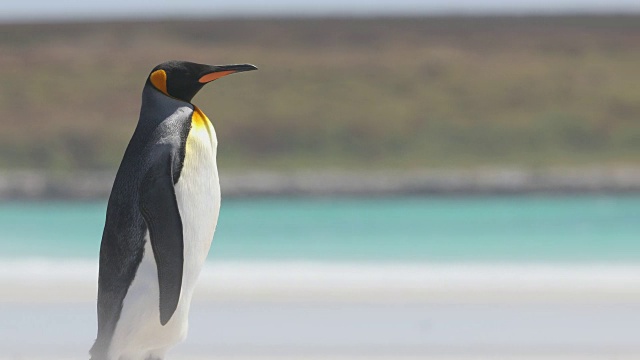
90 61 257 360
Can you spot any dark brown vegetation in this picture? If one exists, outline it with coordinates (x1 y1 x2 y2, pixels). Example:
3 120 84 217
0 16 639 171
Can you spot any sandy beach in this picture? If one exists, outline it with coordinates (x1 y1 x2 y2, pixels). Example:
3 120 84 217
1 261 639 359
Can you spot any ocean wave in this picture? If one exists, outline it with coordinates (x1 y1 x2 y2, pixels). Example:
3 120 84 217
1 259 640 303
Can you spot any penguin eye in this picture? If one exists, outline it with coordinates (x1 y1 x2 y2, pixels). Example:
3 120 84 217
149 70 169 96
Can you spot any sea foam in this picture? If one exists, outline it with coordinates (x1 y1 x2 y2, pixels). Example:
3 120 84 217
1 259 639 303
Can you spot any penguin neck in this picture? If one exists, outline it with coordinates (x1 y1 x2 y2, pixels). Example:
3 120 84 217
124 84 195 157
139 84 193 127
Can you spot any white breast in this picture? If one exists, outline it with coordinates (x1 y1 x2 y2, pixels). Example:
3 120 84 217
108 111 220 360
174 112 221 293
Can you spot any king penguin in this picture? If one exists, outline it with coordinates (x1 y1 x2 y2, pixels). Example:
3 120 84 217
90 60 257 360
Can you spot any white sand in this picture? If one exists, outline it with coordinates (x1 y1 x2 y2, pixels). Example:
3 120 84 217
1 260 640 359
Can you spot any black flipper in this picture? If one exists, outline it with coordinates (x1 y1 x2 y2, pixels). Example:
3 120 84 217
139 150 184 326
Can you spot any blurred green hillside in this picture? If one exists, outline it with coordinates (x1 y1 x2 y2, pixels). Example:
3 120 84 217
0 16 639 171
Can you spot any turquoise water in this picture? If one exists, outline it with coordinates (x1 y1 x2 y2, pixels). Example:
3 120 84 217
0 196 638 263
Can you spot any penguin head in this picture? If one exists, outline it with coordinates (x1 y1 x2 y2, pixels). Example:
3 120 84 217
147 60 257 102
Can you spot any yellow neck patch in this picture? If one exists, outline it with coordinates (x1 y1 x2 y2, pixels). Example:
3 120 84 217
191 106 214 144
149 69 169 96
192 106 211 129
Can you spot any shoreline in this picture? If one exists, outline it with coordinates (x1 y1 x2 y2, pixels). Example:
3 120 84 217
2 166 640 200
2 260 640 304
3 261 640 358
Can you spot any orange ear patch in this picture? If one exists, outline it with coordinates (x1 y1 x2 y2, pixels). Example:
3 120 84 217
198 71 236 83
150 70 169 95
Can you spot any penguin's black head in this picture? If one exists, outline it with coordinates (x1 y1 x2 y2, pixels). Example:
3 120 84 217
147 60 257 102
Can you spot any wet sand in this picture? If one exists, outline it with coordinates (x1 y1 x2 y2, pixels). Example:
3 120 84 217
1 301 640 359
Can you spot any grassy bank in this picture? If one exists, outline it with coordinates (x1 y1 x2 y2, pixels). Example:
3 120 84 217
1 16 639 171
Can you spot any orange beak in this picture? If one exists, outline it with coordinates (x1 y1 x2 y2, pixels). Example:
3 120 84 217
198 64 258 83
